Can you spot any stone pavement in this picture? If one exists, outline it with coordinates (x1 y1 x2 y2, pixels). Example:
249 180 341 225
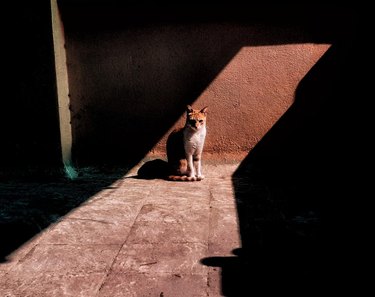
2 158 361 296
0 162 244 297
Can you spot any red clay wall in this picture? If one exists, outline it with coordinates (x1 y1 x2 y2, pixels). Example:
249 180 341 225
59 6 337 167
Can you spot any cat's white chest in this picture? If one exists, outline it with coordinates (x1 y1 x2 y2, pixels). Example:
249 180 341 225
183 127 206 154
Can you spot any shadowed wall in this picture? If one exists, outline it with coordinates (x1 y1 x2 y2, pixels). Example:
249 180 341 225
1 0 62 175
1 0 354 174
58 3 339 167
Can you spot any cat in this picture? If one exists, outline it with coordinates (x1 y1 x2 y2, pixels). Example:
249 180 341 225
166 105 208 181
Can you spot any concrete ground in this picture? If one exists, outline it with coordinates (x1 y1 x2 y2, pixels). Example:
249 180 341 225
1 162 245 296
0 159 358 296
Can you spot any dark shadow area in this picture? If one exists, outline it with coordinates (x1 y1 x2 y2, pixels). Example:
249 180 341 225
202 16 367 295
0 167 127 262
58 1 354 32
136 158 169 180
1 1 62 176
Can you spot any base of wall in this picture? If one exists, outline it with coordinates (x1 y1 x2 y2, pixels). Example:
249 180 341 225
143 151 249 164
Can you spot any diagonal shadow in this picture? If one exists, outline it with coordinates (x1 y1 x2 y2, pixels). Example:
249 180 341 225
2 3 359 276
0 168 127 263
58 2 339 168
201 18 362 295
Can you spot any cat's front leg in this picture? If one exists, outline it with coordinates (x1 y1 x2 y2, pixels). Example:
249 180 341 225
186 154 196 177
194 156 204 180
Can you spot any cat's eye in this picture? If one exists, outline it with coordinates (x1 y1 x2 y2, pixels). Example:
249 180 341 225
199 120 203 123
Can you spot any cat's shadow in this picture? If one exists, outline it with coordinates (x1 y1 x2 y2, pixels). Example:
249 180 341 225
134 159 170 180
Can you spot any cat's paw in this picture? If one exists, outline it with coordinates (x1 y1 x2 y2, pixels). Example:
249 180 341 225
196 175 205 181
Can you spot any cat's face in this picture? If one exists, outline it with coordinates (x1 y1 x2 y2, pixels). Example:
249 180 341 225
186 105 208 131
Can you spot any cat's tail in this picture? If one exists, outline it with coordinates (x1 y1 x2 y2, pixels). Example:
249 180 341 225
168 175 202 181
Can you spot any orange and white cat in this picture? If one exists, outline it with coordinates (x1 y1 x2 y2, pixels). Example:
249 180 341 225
167 105 208 181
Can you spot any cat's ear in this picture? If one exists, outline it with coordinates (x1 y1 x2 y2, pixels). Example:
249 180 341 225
200 106 208 114
186 105 193 113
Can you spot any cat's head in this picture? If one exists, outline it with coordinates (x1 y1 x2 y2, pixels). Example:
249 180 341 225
185 105 208 131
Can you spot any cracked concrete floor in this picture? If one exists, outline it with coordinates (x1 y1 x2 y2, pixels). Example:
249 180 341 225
1 157 347 296
1 162 245 296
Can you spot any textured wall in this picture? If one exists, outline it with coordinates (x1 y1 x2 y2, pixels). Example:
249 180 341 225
59 5 341 167
168 42 329 156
